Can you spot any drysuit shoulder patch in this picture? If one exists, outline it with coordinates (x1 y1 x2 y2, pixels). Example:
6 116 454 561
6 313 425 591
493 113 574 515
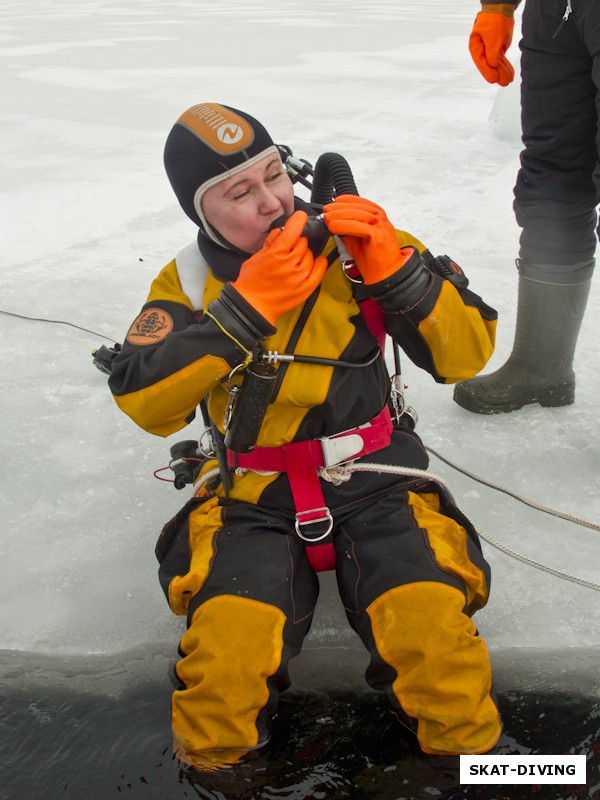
126 308 174 346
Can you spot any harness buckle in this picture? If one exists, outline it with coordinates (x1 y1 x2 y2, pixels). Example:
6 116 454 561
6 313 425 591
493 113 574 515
294 507 334 542
320 432 364 468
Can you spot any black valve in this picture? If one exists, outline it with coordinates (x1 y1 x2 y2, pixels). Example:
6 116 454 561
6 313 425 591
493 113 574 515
92 343 122 375
169 440 203 490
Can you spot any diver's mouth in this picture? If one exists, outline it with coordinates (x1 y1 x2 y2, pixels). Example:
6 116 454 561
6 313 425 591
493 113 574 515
268 214 288 233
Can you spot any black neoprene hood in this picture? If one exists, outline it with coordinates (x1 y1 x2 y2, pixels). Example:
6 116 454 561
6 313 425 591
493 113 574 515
163 103 280 243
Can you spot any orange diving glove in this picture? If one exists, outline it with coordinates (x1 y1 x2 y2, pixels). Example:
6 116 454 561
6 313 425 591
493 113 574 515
469 4 515 87
323 195 415 285
231 210 327 325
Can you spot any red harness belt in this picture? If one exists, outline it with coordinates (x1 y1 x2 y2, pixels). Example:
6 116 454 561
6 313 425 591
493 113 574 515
227 406 393 572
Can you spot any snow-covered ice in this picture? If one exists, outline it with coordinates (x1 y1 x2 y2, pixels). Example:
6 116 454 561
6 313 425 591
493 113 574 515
1 0 599 675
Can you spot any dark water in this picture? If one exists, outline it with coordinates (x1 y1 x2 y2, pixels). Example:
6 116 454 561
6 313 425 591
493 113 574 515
1 648 598 800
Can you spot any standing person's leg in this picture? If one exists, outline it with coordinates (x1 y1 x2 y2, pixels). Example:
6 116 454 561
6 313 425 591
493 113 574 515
585 0 600 208
158 495 320 769
334 484 501 756
454 0 597 414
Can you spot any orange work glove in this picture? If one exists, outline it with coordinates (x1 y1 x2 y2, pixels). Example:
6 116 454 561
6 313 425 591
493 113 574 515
322 195 415 285
231 210 327 325
469 4 515 87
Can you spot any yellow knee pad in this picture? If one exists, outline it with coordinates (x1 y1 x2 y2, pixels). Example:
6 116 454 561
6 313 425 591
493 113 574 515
367 582 501 755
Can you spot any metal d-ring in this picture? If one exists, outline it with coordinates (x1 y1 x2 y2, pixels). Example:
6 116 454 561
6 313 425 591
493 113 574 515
294 507 334 541
341 258 363 284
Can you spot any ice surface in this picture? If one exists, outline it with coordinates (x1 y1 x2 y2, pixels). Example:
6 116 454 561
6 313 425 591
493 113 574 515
1 0 599 664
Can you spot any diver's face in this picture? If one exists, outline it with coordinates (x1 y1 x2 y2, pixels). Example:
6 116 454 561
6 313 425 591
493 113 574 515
201 155 295 254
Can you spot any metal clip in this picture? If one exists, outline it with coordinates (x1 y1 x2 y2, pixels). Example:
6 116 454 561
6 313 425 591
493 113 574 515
226 362 246 392
390 374 406 424
223 386 239 432
552 0 572 38
390 374 418 429
198 427 215 459
223 362 246 432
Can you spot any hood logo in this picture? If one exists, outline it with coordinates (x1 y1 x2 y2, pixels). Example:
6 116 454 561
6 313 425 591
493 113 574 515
126 308 174 346
178 103 255 154
217 123 244 145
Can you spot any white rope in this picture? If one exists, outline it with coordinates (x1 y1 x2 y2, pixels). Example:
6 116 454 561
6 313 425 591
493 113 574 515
426 446 600 534
330 461 600 592
194 466 222 490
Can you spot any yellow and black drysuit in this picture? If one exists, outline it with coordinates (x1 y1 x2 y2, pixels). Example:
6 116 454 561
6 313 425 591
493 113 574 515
109 204 500 767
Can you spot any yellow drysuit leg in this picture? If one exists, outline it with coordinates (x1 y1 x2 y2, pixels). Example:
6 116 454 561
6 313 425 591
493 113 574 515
161 497 320 769
335 486 501 755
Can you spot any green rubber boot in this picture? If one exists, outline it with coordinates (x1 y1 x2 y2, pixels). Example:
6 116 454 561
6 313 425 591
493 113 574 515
453 263 593 414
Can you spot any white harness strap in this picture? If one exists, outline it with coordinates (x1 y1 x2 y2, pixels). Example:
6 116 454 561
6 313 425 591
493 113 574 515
175 241 209 312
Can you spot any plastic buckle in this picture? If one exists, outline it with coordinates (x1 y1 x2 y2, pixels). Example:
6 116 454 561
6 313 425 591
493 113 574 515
320 432 364 468
294 507 334 542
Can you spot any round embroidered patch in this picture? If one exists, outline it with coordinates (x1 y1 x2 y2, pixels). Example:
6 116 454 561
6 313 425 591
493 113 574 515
126 308 174 346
